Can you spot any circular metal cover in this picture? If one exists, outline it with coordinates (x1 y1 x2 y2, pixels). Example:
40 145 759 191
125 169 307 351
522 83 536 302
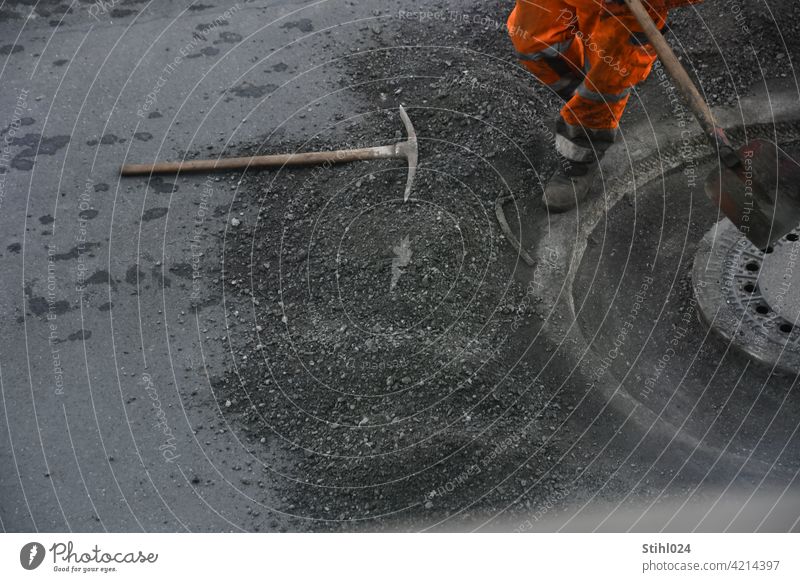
760 237 800 322
692 220 800 374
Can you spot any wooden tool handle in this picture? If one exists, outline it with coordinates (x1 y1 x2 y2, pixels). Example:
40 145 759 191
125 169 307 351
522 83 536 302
120 144 397 176
623 0 732 153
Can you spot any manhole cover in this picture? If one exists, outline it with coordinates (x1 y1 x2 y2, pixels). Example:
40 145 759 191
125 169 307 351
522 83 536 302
692 219 800 373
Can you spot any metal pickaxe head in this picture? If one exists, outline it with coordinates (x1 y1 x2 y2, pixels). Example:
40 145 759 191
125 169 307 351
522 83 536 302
397 106 418 202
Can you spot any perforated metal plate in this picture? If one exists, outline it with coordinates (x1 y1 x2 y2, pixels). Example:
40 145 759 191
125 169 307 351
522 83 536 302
692 219 800 374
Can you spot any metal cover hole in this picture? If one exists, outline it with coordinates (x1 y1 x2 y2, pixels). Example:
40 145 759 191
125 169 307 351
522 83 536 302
746 261 760 272
744 283 755 293
787 233 799 242
780 323 794 334
756 305 770 315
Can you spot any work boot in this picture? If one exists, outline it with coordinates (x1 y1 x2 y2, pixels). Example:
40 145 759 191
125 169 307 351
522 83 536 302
542 119 616 213
542 154 601 213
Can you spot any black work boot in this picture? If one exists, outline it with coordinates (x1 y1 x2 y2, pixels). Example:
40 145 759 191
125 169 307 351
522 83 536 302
542 119 616 213
542 154 601 213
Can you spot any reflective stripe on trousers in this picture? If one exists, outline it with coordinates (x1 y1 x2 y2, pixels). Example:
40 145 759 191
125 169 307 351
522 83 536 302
507 0 669 131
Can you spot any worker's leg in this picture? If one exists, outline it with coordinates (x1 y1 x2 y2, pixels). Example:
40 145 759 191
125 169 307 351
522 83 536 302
557 2 667 161
507 0 586 100
545 1 669 211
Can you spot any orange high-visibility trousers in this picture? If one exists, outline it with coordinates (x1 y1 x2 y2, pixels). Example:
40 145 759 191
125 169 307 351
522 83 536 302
508 0 698 160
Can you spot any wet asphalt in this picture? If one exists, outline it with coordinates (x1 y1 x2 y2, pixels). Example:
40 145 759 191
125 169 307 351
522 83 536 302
0 0 385 532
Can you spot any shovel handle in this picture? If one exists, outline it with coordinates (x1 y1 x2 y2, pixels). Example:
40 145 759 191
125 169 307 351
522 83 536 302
120 144 398 176
622 0 735 158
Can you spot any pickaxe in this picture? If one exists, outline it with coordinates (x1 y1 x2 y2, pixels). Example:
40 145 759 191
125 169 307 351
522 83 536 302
121 106 419 201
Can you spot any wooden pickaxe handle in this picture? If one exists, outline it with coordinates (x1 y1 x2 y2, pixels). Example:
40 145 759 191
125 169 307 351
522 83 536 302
120 144 399 176
623 0 736 163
